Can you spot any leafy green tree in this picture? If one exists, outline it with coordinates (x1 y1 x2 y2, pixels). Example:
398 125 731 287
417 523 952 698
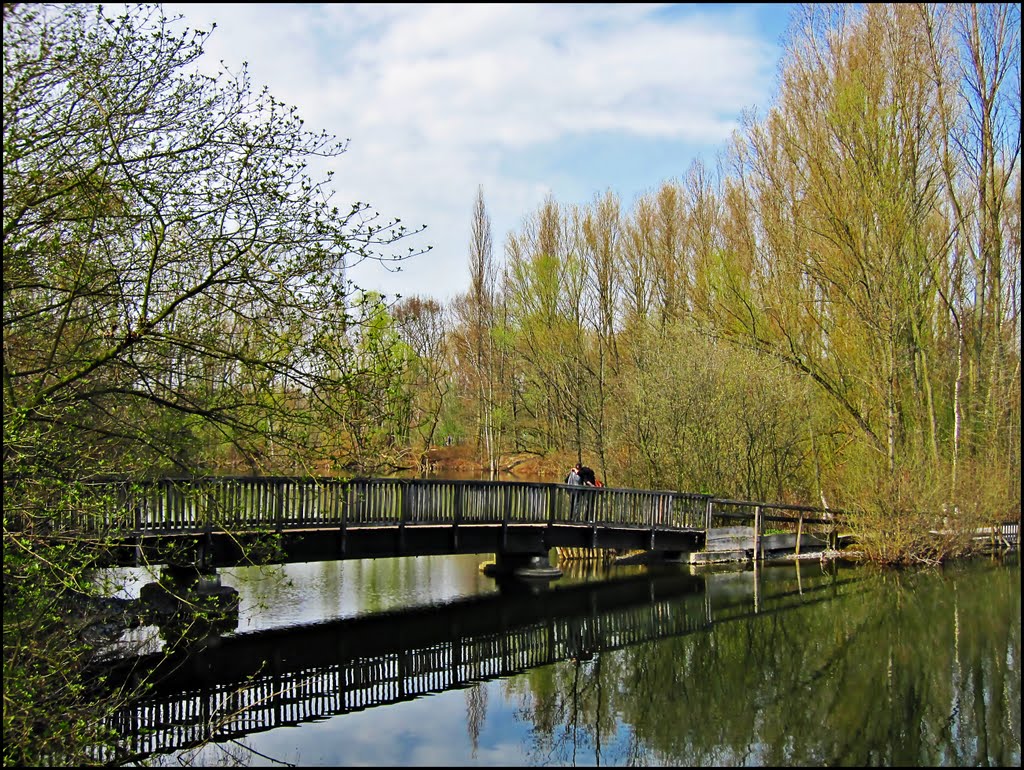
3 3 424 478
502 195 582 453
3 4 424 762
342 291 418 471
705 3 1019 530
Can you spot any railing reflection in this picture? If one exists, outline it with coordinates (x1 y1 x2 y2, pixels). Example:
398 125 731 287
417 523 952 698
107 562 860 761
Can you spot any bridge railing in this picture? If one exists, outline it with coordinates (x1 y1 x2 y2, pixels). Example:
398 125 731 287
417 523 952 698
40 476 848 539
708 498 837 528
708 497 846 553
64 476 717 536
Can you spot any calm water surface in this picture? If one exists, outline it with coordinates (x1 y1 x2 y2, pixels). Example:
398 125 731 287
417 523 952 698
104 549 1020 767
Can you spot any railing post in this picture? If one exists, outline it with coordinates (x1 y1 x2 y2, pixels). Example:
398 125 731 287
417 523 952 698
655 493 662 528
162 479 171 532
452 481 460 550
131 481 143 533
205 480 215 535
753 505 762 561
501 483 509 549
402 478 414 523
399 479 410 552
276 480 284 534
339 479 348 556
705 496 713 531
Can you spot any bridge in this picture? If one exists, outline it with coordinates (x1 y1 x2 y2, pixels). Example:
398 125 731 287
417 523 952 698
49 476 841 576
95 562 864 764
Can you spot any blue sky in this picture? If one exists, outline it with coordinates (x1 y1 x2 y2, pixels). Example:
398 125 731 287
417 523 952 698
164 3 795 303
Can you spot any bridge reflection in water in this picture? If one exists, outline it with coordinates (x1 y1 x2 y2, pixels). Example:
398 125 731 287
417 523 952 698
105 561 859 762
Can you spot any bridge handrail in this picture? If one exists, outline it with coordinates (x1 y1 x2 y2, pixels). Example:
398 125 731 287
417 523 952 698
5 475 849 537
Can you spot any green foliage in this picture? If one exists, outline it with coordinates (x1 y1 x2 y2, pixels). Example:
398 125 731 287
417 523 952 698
305 291 419 471
609 321 817 502
3 480 128 766
3 3 424 476
436 3 1020 565
3 2 426 762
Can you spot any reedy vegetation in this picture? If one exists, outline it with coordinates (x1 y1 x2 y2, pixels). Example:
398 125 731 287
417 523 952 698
1 2 1019 765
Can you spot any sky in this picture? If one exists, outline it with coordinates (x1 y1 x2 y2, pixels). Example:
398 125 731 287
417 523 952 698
163 3 795 304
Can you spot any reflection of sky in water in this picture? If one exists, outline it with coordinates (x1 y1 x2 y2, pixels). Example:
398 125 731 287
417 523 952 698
99 554 502 634
106 553 649 766
223 555 502 633
160 675 635 767
103 557 1020 768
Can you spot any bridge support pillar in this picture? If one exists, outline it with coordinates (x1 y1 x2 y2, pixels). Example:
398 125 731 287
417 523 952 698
661 550 690 563
482 550 563 581
140 566 240 611
138 567 240 645
157 565 237 595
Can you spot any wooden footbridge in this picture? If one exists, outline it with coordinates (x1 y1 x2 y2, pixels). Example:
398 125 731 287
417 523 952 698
48 476 843 574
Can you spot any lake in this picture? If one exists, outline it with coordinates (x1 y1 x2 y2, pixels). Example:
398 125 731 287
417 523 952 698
99 548 1020 767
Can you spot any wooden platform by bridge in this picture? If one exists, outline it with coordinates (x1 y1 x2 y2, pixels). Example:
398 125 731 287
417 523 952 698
11 476 845 573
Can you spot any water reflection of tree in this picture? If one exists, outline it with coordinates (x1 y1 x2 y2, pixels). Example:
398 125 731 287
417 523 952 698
506 559 1019 766
465 682 487 759
502 644 637 765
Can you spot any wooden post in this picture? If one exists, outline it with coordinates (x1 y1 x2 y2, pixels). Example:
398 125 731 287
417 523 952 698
132 482 143 533
339 480 349 555
276 480 284 533
452 482 461 550
753 505 761 561
795 512 804 556
501 516 508 549
205 483 215 535
399 480 410 552
401 479 413 522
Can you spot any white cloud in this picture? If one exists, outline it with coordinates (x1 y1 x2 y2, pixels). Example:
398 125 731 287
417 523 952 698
163 2 787 302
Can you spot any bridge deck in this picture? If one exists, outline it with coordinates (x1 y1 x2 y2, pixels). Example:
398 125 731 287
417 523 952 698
9 476 850 567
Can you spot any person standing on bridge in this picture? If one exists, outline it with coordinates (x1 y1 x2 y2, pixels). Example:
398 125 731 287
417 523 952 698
566 463 582 521
577 464 598 520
